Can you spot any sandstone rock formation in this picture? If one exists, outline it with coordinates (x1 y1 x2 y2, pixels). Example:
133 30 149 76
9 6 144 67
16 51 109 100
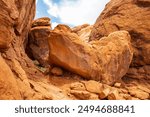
72 24 93 42
0 0 150 100
53 24 72 32
27 17 51 66
90 0 150 80
32 17 51 28
0 0 37 99
0 55 21 99
0 0 21 50
48 25 133 85
0 0 69 100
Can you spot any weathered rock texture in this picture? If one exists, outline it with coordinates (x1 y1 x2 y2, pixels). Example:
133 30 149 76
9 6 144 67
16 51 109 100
1 0 149 100
72 24 93 42
48 25 133 85
63 79 150 100
32 17 51 28
0 0 69 100
0 0 37 99
27 17 51 66
90 0 150 80
0 54 21 99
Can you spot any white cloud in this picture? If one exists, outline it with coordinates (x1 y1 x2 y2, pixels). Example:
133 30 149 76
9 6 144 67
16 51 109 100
43 0 59 17
52 22 59 29
43 0 110 26
36 0 38 4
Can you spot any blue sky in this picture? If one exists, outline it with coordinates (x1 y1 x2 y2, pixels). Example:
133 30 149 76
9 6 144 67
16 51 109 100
36 0 110 28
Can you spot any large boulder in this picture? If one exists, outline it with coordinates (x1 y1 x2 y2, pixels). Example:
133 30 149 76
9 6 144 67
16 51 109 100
90 0 150 80
32 17 51 28
27 17 51 66
48 26 133 85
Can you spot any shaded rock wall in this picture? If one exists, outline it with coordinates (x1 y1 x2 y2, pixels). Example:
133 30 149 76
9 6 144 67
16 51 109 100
0 0 37 99
90 0 150 80
0 0 65 100
27 17 51 67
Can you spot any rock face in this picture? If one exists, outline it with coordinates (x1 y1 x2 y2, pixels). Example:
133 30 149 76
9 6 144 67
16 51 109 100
0 0 16 50
48 24 133 85
90 0 150 80
0 0 70 100
72 24 93 42
1 0 149 100
27 17 51 66
0 0 35 51
0 55 21 99
0 0 37 99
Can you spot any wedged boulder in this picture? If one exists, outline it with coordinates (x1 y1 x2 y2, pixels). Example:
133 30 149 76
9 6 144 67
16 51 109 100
48 29 133 85
27 17 51 66
32 17 51 28
89 0 150 80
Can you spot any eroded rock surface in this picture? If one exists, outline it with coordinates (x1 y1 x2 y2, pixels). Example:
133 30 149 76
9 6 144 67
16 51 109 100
27 17 51 66
32 17 51 28
48 25 133 85
0 0 70 100
90 0 150 80
72 24 93 42
0 0 150 100
0 55 21 99
0 0 37 99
